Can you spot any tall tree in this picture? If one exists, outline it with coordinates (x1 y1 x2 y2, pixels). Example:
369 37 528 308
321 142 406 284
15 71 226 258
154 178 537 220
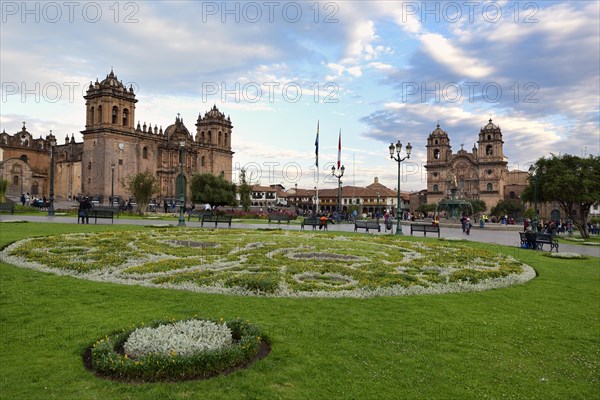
238 168 252 212
490 199 524 218
521 154 600 238
124 170 160 216
190 173 237 208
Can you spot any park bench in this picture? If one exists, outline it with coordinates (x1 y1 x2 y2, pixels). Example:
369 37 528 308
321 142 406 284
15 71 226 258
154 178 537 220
301 216 328 230
410 223 440 238
87 208 115 224
268 213 291 224
0 202 15 214
189 210 212 222
354 220 381 233
201 214 232 228
519 232 559 252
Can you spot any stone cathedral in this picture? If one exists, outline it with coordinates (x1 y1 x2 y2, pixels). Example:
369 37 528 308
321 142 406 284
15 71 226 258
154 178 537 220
0 69 234 202
425 119 528 211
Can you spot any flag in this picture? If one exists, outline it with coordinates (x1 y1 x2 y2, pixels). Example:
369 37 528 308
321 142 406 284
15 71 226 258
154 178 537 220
315 121 319 167
337 128 341 169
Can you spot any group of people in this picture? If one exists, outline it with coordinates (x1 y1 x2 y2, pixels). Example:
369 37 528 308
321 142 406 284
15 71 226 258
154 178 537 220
20 193 50 209
460 214 473 235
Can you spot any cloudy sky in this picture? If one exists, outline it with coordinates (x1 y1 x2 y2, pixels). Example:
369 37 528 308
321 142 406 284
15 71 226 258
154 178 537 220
1 0 599 191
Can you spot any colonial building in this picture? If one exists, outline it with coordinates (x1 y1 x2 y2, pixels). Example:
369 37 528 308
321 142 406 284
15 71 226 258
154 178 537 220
0 70 234 203
425 119 528 212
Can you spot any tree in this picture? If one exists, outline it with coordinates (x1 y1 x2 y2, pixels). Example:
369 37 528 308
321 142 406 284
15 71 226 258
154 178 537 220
490 199 524 218
417 203 437 214
190 173 237 208
521 154 600 238
0 178 7 203
467 199 487 214
124 171 160 215
238 168 252 212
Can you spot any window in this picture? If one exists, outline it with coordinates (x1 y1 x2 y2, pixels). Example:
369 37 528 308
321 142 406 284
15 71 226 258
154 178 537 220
201 156 205 167
90 107 94 125
433 184 438 192
119 159 123 166
98 105 103 123
510 191 516 199
20 154 28 162
123 109 129 126
112 106 118 124
487 183 493 191
13 176 19 185
218 132 222 146
433 149 440 159
487 135 491 140
208 131 212 143
487 169 493 175
486 145 493 155
434 139 438 145
143 147 148 159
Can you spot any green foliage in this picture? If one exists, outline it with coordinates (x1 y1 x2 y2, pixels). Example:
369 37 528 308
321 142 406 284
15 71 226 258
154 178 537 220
522 154 600 237
190 173 238 207
238 168 252 212
0 178 7 202
124 171 160 216
89 318 263 382
490 199 525 217
417 203 437 214
467 199 487 214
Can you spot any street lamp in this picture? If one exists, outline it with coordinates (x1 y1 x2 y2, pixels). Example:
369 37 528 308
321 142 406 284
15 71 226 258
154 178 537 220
48 136 56 216
331 164 345 221
178 140 186 226
110 162 115 208
389 140 412 235
294 183 298 209
376 191 380 222
528 164 547 232
313 186 318 214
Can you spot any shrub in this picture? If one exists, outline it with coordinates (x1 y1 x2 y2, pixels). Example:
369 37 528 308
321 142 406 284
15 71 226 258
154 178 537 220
88 318 265 382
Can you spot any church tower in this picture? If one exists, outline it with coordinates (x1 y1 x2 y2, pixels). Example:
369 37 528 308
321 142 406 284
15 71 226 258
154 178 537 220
476 119 507 201
81 69 138 196
195 105 234 179
425 124 452 203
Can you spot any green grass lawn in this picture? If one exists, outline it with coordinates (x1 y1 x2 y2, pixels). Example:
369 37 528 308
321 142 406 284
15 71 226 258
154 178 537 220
0 222 598 400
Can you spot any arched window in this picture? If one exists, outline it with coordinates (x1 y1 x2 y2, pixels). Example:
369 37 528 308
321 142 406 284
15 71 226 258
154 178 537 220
208 131 212 144
97 105 103 123
433 149 440 159
20 154 28 162
31 181 39 195
487 183 493 191
123 109 129 126
201 155 205 167
112 106 118 124
486 145 493 155
487 135 491 140
509 191 516 199
143 147 148 159
224 133 228 147
433 184 438 192
200 131 205 142
90 107 95 125
434 139 438 145
13 176 19 185
218 132 222 146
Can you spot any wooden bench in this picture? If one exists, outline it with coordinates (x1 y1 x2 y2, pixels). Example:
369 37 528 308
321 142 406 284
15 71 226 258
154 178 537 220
519 232 559 252
354 220 381 233
201 214 232 228
0 202 15 214
301 216 328 230
410 223 440 238
87 208 115 224
268 213 291 224
189 210 212 221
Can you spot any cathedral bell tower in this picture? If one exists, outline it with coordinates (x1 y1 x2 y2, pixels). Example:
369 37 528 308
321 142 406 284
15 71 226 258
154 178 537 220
477 119 504 161
80 69 138 196
425 124 452 201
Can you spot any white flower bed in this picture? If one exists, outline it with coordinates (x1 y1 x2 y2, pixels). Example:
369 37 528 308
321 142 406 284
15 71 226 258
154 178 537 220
124 319 233 358
548 252 585 259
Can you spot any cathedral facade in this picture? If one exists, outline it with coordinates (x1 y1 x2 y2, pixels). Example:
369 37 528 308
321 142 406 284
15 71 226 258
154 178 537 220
425 119 527 212
0 70 234 203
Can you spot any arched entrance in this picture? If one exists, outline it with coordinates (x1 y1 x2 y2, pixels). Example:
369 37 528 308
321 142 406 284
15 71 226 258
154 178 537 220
550 209 561 222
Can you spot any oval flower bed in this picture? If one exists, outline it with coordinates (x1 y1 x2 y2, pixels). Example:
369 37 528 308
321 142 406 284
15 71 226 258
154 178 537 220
0 229 536 298
86 318 266 382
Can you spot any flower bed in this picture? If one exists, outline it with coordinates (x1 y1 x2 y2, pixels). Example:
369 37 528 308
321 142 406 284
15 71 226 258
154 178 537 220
87 318 265 382
0 229 535 298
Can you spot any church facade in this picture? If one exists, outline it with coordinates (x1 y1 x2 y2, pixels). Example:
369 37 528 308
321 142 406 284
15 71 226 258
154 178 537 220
425 119 528 212
0 70 234 203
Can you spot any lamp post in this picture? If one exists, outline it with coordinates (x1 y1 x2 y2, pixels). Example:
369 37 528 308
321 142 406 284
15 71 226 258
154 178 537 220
48 136 56 216
295 183 298 210
178 140 186 226
528 164 547 232
110 162 115 208
331 165 345 221
313 186 317 214
376 191 380 222
389 140 412 235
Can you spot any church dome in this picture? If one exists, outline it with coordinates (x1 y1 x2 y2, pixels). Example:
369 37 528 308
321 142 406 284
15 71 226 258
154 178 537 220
203 105 226 120
429 123 448 138
164 115 191 139
481 118 500 132
99 69 126 91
